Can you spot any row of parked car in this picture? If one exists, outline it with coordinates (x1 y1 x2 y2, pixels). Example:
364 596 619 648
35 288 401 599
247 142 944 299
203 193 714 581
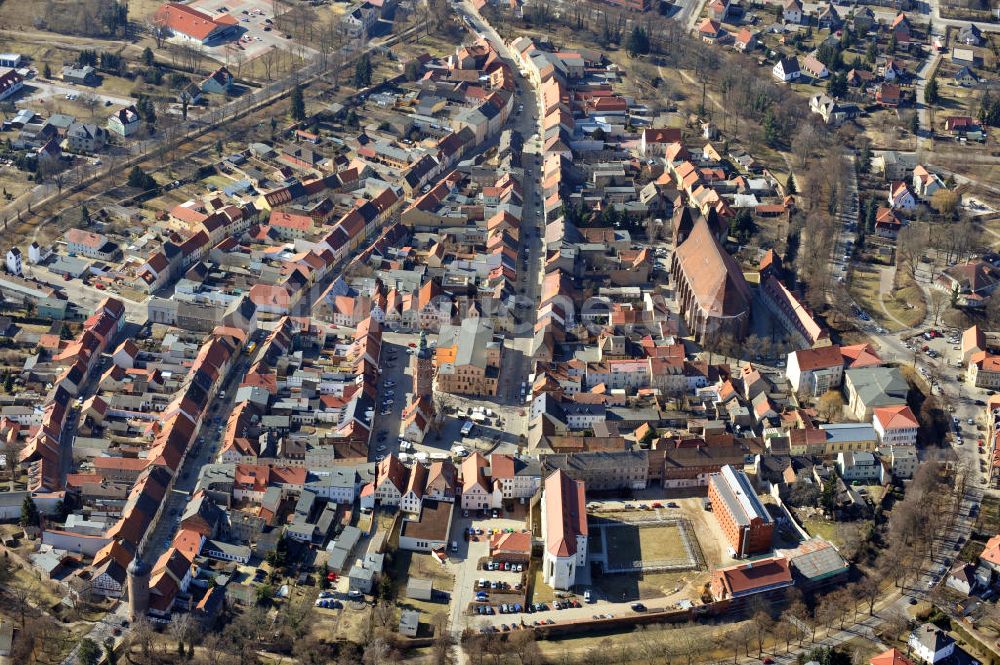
473 599 524 614
483 560 524 572
477 579 523 591
314 599 342 609
479 621 556 634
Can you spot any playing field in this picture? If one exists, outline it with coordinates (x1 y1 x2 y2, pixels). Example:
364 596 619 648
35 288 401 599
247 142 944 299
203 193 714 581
602 523 690 569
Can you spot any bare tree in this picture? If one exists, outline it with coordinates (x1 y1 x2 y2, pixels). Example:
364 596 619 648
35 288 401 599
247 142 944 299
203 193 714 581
897 222 929 280
928 288 949 326
750 608 774 656
129 615 156 660
9 576 35 629
2 439 20 488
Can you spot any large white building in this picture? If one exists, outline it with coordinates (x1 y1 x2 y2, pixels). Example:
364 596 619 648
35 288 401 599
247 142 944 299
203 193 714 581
0 68 23 102
785 345 844 396
155 3 237 45
872 405 919 447
541 470 587 590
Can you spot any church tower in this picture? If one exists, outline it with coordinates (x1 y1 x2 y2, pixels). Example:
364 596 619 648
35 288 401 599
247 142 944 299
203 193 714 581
411 331 434 399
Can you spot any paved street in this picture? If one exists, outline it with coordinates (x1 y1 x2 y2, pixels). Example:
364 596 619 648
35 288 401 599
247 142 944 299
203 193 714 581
24 263 148 324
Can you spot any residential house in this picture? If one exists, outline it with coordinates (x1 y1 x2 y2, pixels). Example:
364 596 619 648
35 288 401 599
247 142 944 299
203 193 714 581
816 3 840 29
887 445 918 479
773 57 801 83
912 165 945 199
341 2 379 38
836 451 880 483
908 624 980 665
0 67 23 101
201 66 234 95
810 94 858 126
783 0 803 24
967 352 1000 388
801 55 829 80
107 105 141 138
65 122 107 153
888 181 917 209
939 260 1000 307
954 66 980 87
959 23 983 46
786 345 843 397
62 65 97 85
874 207 904 240
734 28 759 52
699 19 724 44
876 83 902 108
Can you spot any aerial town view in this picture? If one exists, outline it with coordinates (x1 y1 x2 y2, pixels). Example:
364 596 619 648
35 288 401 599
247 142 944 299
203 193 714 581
4 0 1000 662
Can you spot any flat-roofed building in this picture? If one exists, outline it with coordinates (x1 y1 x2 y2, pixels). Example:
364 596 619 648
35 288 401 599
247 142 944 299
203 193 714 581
707 465 773 558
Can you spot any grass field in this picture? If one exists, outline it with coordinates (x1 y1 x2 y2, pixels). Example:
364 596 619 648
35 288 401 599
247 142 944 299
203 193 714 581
974 494 1000 535
802 517 837 543
849 265 899 331
602 523 688 568
529 566 554 603
591 568 696 603
534 619 763 664
389 550 454 618
884 269 927 329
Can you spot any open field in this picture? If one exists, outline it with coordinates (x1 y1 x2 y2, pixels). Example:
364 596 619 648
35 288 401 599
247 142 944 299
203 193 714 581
591 568 698 603
884 270 927 329
313 602 374 644
849 264 898 331
598 522 691 569
534 617 761 663
390 550 455 618
803 516 838 543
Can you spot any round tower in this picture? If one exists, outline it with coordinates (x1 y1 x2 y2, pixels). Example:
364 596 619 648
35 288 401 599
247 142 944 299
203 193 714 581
127 556 150 622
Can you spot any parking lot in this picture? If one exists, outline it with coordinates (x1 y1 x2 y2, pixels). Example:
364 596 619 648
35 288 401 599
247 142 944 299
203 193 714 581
188 0 313 60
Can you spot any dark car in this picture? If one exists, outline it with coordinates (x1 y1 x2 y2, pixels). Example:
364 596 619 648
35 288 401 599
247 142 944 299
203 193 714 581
630 603 647 612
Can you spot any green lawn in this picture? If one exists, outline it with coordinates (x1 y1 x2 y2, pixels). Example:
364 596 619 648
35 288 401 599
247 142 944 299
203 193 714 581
802 517 837 542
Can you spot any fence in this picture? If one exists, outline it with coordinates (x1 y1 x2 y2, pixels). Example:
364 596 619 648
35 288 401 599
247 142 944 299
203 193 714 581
596 517 706 574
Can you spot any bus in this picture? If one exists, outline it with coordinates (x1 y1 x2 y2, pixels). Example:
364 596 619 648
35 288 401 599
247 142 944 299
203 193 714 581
460 421 475 437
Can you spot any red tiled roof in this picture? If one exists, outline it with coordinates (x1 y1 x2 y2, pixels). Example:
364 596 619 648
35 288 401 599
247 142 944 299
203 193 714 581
873 404 918 430
871 649 914 665
156 3 230 41
791 345 842 371
544 469 587 558
715 556 791 595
